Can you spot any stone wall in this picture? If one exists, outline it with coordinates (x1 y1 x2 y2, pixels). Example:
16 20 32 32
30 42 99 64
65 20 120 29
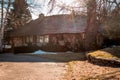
87 54 120 67
49 33 85 52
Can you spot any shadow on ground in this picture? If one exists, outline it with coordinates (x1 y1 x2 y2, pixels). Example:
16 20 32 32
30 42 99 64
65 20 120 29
87 70 120 80
101 46 120 58
0 53 87 62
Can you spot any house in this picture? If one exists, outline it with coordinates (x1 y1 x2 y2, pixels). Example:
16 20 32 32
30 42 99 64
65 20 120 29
8 14 103 52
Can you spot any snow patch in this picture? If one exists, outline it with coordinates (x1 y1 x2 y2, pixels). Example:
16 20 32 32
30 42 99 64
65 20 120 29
33 50 57 54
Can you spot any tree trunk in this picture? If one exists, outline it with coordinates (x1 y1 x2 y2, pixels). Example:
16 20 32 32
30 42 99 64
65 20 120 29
14 0 27 14
0 0 4 52
9 0 31 29
85 0 98 51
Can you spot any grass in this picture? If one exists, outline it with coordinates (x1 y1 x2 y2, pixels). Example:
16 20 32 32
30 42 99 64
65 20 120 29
88 50 117 59
88 46 120 60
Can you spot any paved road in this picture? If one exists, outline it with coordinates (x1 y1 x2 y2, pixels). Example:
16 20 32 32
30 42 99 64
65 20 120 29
0 53 67 80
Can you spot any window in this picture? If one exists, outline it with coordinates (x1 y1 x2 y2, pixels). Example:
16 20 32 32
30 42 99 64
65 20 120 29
37 36 43 43
40 36 44 43
45 35 49 43
37 36 40 43
26 36 29 43
37 35 44 43
82 33 85 39
36 35 49 44
29 36 33 43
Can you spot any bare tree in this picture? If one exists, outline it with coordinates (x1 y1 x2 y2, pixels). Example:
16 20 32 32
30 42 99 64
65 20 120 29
1 0 32 52
102 0 120 39
0 0 4 52
6 0 32 30
84 0 98 50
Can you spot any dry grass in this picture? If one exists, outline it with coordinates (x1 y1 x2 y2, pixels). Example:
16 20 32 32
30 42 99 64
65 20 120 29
88 50 117 59
66 60 120 80
88 46 120 60
65 46 120 80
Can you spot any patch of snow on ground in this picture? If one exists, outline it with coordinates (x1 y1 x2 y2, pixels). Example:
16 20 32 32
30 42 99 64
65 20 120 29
33 50 57 54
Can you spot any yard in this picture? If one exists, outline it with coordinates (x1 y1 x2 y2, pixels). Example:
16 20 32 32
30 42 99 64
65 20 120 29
0 50 120 80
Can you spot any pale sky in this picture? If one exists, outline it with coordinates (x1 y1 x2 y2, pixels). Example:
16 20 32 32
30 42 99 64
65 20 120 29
0 0 85 20
30 0 85 19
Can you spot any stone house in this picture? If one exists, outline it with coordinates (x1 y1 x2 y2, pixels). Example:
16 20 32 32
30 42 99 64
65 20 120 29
9 14 103 52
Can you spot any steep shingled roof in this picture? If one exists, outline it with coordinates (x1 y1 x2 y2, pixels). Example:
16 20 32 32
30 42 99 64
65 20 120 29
10 14 86 37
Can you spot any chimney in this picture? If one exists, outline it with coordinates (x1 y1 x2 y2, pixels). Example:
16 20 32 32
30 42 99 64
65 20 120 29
39 13 44 20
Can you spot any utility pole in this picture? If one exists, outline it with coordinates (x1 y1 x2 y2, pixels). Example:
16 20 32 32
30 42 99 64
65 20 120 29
0 0 4 52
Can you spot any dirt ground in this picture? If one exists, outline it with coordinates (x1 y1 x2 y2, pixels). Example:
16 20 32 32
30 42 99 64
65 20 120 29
0 53 120 80
67 61 120 80
0 53 68 80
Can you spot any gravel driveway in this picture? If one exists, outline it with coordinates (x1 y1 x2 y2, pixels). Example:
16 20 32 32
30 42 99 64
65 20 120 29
0 53 68 80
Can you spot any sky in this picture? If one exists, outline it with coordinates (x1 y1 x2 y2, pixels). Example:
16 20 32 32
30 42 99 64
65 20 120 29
28 0 83 19
0 0 77 25
0 0 85 20
30 0 120 20
0 0 120 20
